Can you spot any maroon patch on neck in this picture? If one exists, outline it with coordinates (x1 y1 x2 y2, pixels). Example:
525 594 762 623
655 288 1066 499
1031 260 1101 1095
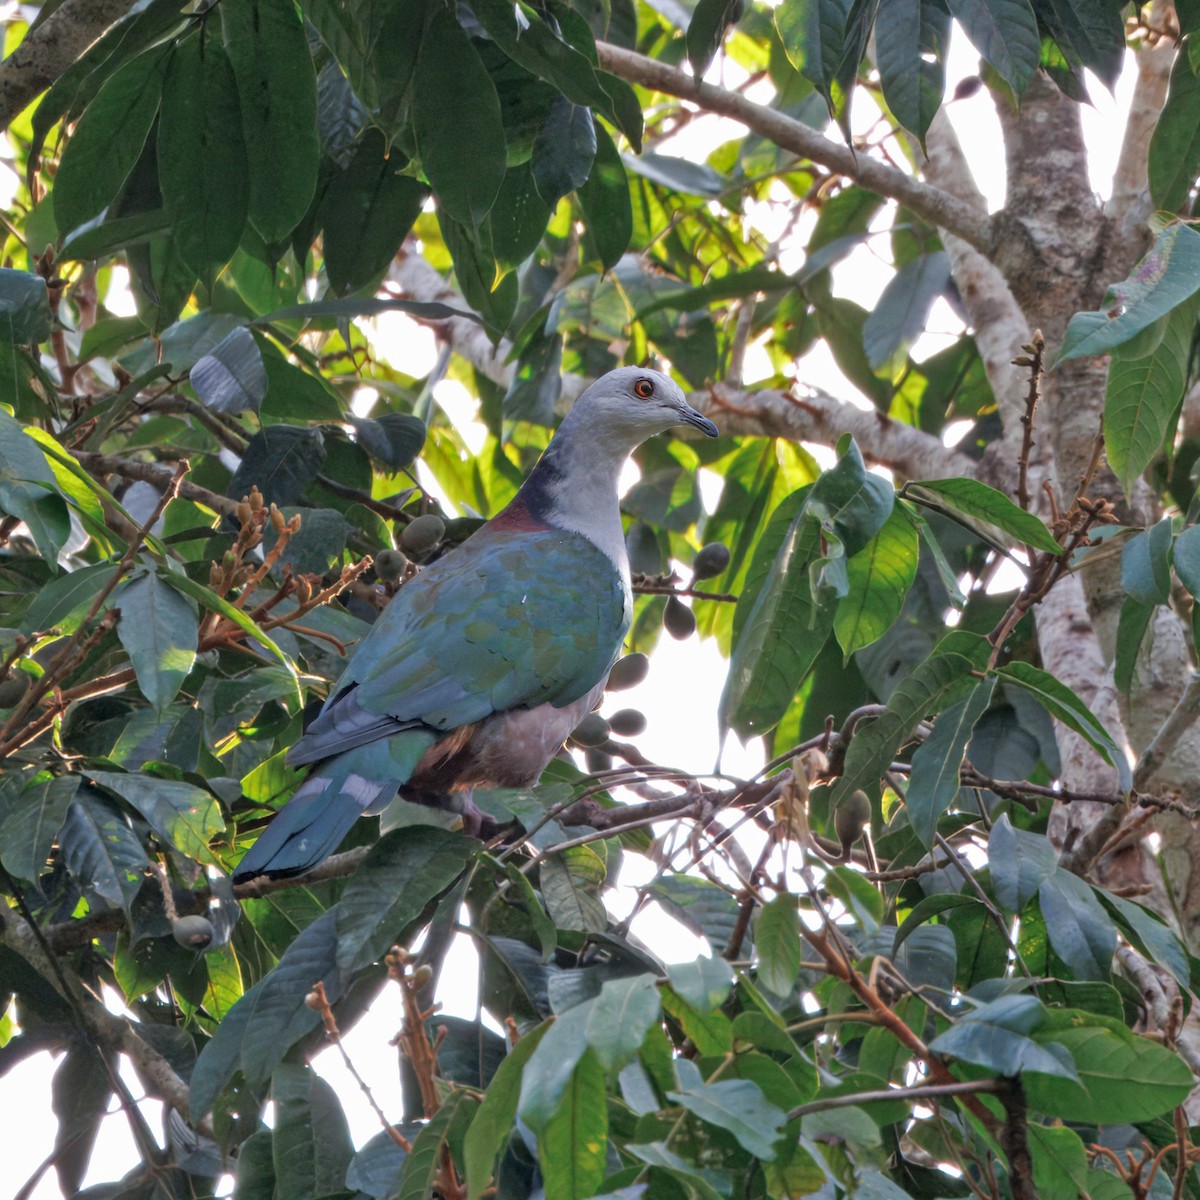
489 495 551 531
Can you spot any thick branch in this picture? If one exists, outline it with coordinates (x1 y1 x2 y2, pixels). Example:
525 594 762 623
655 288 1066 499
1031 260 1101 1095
72 450 240 518
0 0 136 131
595 42 995 255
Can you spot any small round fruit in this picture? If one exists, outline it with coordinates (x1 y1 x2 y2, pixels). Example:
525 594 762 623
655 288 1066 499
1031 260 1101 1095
171 914 215 951
0 672 30 707
585 748 614 774
663 595 697 640
608 708 647 737
410 963 434 990
692 542 731 580
833 790 872 859
374 548 407 582
400 514 446 556
570 713 611 747
606 652 649 691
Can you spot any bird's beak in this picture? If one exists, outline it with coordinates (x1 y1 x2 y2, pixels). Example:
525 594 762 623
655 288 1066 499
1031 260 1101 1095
677 402 719 437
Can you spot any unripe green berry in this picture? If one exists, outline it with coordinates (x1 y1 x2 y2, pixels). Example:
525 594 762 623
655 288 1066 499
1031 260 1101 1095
171 914 215 951
400 514 446 557
374 548 407 582
692 542 731 580
833 790 872 859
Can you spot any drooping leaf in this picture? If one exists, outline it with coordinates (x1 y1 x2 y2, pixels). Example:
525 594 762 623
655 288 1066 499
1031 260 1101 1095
946 0 1040 93
686 0 744 79
88 771 224 866
1120 517 1173 607
863 252 951 370
114 569 198 711
59 787 149 913
1038 869 1116 980
271 1061 354 1200
904 477 1061 553
875 0 951 142
989 813 1058 912
531 97 597 207
226 425 327 509
190 327 267 416
538 1050 608 1200
348 412 427 469
584 973 661 1072
834 503 919 657
0 269 51 343
667 1079 787 1160
0 406 70 562
754 894 802 996
928 994 1076 1079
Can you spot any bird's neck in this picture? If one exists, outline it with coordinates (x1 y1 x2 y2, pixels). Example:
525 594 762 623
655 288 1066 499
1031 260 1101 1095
515 408 633 571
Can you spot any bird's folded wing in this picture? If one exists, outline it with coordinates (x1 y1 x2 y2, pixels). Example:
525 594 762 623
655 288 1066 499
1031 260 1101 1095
289 528 628 766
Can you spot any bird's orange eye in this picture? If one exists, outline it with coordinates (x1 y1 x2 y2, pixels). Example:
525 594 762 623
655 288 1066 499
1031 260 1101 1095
634 378 654 398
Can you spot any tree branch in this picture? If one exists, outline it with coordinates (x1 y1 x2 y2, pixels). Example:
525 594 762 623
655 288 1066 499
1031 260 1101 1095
595 42 995 255
0 0 136 132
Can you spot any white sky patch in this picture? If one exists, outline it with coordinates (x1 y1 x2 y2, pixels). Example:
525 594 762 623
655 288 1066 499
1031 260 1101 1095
103 265 139 318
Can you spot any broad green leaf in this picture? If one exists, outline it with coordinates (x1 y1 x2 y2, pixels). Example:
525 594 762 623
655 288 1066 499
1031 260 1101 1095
335 827 476 972
1120 516 1173 606
413 8 506 227
646 874 740 949
1114 597 1154 695
905 477 1060 553
320 129 430 295
1028 1124 1088 1196
585 973 661 1072
1025 1017 1193 1122
52 46 170 235
988 813 1058 912
1038 869 1116 980
863 252 951 371
996 661 1131 791
489 162 552 271
946 0 1040 93
907 676 996 846
59 788 149 913
1038 0 1126 91
21 561 118 634
0 774 79 884
538 1050 608 1200
667 1079 786 1160
270 1062 353 1200
875 0 950 142
928 994 1076 1079
158 33 248 280
0 269 51 343
1173 524 1200 600
531 98 596 207
221 0 319 243
518 1003 593 1131
660 988 733 1056
1104 278 1199 499
114 570 198 712
1097 889 1190 987
834 504 919 656
754 894 802 996
226 424 327 509
540 845 607 933
398 1091 475 1200
0 406 70 562
1058 224 1200 364
190 327 267 416
346 1129 418 1200
665 956 734 1015
464 1021 552 1200
89 771 224 866
348 412 426 469
894 893 979 953
830 630 991 807
687 0 743 78
825 865 884 933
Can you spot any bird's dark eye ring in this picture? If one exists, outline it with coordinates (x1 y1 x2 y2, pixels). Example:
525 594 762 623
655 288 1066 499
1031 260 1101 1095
634 378 654 398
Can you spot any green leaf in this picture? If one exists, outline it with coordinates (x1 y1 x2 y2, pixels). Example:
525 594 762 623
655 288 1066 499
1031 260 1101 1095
1058 224 1200 364
0 269 51 343
20 561 117 634
320 129 429 295
348 413 427 469
1120 516 1173 606
830 630 991 807
1037 0 1126 91
226 425 327 510
666 956 734 1015
863 252 951 370
908 676 996 846
0 774 79 884
488 163 552 271
1152 56 1200 210
464 1020 552 1200
540 845 608 933
648 875 740 950
667 1079 786 1160
894 893 980 953
538 1050 608 1200
946 0 1040 93
335 827 476 972
826 864 885 933
1114 597 1154 695
1105 294 1199 500
1097 889 1190 988
518 1003 592 1131
686 0 743 78
996 661 1131 791
875 0 950 142
585 973 661 1072
52 46 170 235
60 787 149 913
989 813 1058 912
754 894 802 996
114 569 198 711
834 503 919 656
254 295 479 328
221 0 319 243
190 327 267 416
271 1061 354 1200
414 7 506 226
928 994 1076 1079
88 771 224 866
398 1091 476 1200
531 98 596 207
0 406 70 562
1025 1017 1193 1122
905 476 1060 553
158 32 248 280
1038 869 1116 980
1173 523 1200 600
1029 1125 1088 1197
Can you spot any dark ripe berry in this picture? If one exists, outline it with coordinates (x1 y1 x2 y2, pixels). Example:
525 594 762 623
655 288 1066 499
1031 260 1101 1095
171 914 215 951
400 513 446 556
0 672 30 707
608 708 647 737
374 548 407 581
692 541 731 580
571 713 611 747
833 790 872 858
607 652 649 691
663 595 697 640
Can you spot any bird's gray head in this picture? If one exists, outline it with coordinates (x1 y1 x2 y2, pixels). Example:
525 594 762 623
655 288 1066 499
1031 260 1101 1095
574 367 719 440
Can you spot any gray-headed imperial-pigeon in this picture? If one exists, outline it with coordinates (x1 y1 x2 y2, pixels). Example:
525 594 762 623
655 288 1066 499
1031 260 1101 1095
232 367 718 883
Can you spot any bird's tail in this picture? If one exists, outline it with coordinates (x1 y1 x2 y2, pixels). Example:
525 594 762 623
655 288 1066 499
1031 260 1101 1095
232 732 436 884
